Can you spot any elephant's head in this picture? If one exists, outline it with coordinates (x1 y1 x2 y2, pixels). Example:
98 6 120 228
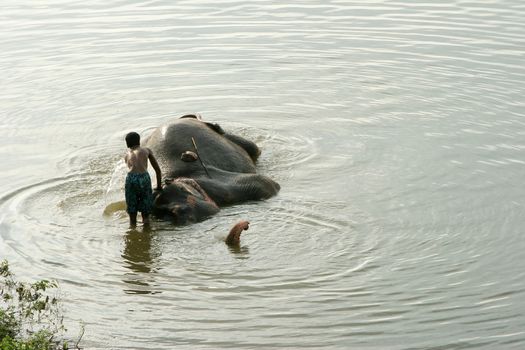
152 179 219 225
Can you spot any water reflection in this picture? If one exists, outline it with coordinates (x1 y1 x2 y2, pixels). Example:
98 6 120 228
227 244 250 258
121 225 161 294
2 0 524 346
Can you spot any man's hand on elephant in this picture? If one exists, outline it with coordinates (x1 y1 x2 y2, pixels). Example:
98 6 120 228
153 187 163 198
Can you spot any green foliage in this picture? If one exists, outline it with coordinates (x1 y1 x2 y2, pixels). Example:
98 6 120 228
1 330 53 350
0 260 67 350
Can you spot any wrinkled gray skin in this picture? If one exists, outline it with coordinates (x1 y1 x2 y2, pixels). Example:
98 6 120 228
145 115 280 224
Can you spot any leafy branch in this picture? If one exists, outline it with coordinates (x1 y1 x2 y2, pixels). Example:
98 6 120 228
1 260 69 349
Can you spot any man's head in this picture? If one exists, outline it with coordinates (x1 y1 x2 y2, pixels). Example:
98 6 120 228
125 132 140 148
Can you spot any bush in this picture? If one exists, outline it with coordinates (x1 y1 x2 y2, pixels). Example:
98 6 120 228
1 260 68 350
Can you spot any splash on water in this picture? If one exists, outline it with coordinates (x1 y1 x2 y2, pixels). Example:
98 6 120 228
104 161 128 217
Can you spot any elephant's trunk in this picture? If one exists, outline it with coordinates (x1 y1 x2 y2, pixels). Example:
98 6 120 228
225 221 250 246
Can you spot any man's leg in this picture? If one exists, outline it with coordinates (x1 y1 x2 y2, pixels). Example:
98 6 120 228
141 212 150 226
129 212 137 228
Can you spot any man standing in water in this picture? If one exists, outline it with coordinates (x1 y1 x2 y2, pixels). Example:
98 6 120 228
124 132 162 227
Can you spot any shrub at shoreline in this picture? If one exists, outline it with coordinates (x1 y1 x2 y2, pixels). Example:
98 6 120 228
1 260 70 350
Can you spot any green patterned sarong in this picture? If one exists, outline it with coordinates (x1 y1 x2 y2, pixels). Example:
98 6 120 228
125 172 153 215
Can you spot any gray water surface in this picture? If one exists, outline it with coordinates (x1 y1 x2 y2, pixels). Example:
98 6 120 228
1 1 525 349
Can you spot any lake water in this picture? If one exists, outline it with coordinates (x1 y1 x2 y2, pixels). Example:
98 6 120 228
1 1 525 349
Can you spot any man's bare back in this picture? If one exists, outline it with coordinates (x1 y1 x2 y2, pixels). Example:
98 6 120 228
125 146 151 174
124 146 162 189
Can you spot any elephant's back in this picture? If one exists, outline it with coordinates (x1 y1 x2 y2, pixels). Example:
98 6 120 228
145 118 256 178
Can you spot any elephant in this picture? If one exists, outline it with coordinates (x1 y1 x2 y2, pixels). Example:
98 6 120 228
144 114 280 240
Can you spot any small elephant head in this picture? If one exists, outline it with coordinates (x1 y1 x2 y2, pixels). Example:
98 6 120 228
152 180 219 225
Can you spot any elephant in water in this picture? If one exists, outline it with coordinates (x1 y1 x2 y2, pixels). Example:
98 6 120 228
144 115 280 242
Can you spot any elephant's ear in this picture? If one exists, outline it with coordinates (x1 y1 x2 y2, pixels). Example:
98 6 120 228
223 134 261 162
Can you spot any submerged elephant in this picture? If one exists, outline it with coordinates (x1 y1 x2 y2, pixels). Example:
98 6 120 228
145 115 280 237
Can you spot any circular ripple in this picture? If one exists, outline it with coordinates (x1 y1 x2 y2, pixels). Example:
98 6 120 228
2 0 525 348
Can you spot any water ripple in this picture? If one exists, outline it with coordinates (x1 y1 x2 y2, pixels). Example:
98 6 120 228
2 0 525 348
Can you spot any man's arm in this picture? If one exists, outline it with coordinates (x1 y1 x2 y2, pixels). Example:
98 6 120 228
124 152 133 170
147 149 162 190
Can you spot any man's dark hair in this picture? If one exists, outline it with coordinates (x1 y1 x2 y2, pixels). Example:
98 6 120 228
125 132 140 148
